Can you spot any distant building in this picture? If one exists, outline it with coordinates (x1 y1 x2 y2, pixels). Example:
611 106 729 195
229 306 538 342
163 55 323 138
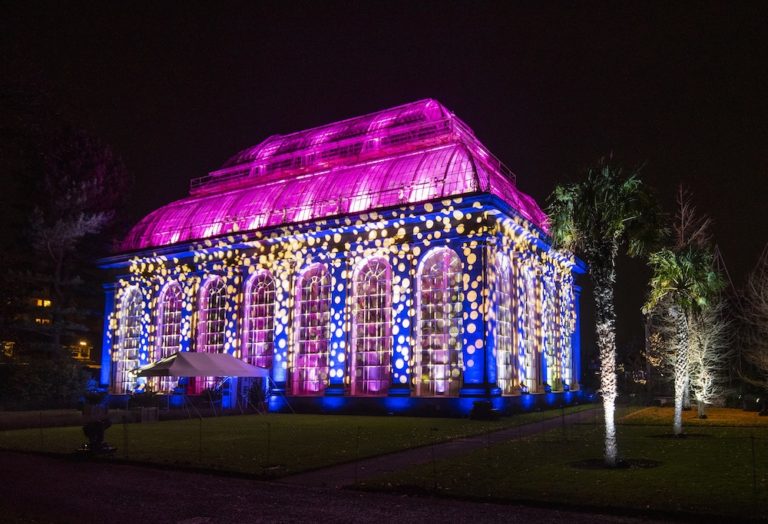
70 340 92 362
100 99 585 415
33 297 52 326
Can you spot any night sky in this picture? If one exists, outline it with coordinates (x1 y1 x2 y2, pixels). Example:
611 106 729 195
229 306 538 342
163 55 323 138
3 1 767 351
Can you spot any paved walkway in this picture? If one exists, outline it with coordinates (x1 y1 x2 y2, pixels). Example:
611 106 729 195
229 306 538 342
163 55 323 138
282 406 599 488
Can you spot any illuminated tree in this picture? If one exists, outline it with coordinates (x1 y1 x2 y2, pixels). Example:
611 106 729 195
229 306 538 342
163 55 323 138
740 248 768 401
1 86 129 367
30 129 130 353
643 298 676 396
548 158 660 466
645 189 724 434
688 297 732 418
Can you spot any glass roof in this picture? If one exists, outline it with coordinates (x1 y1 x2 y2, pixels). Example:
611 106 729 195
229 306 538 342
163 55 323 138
122 99 548 251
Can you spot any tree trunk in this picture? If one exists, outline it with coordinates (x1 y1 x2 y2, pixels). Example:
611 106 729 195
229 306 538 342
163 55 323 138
592 253 619 466
644 316 653 400
697 399 706 418
671 305 689 436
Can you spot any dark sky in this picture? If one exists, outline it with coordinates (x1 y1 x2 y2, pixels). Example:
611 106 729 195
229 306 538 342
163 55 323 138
3 1 767 350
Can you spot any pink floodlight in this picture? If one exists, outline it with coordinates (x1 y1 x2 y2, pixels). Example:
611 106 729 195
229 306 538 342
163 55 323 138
122 99 549 251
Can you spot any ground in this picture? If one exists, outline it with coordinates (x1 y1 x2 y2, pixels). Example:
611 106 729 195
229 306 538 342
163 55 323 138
1 405 766 521
0 450 664 523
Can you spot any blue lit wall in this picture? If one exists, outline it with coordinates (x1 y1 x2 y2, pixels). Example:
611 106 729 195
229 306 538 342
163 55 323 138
101 193 585 415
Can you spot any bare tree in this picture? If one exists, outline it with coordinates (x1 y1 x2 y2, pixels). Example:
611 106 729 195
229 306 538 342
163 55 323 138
688 298 732 418
740 247 768 399
645 299 676 381
29 129 130 353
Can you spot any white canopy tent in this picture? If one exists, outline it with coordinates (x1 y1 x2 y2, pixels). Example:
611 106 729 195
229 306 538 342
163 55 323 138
135 352 284 415
136 351 269 378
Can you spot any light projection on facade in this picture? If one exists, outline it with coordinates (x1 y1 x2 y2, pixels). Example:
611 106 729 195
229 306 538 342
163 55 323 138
153 282 183 393
243 271 276 370
351 258 391 396
100 99 585 414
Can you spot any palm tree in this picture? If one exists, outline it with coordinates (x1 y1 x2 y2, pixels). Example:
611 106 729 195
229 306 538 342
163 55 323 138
644 246 723 435
644 188 724 435
548 159 660 467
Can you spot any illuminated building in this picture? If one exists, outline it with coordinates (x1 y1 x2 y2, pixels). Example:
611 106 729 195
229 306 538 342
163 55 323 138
99 99 585 414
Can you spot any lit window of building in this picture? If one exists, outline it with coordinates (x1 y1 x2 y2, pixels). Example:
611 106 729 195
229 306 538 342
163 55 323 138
292 264 331 396
351 257 391 396
495 253 517 394
153 282 183 393
196 277 227 392
243 270 276 370
415 247 463 397
113 287 142 394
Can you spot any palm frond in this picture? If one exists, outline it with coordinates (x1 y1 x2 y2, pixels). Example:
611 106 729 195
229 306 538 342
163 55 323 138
546 157 663 269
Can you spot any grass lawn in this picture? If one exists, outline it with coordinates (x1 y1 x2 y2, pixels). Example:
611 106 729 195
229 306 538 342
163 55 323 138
0 405 593 477
622 406 768 427
359 410 768 519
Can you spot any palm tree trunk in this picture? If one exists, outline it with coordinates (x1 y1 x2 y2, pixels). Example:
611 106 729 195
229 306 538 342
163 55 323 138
671 305 689 436
593 257 619 466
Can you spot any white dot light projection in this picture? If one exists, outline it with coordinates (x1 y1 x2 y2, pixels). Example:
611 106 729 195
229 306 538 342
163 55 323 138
243 270 276 369
153 281 183 393
415 247 463 397
494 253 517 394
100 99 583 412
351 258 392 396
197 277 228 392
293 264 331 396
113 286 142 394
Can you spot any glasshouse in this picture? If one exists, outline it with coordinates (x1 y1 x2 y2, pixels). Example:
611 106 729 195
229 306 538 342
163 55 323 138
99 99 586 415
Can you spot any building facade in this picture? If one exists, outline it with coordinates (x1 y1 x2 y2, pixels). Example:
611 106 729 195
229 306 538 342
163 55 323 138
100 99 585 415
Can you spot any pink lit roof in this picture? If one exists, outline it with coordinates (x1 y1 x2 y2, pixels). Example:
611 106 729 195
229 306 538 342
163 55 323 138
122 99 548 251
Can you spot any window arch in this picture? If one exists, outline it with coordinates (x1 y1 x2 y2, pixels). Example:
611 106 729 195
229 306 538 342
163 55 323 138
521 262 540 393
197 277 228 392
199 277 227 353
415 247 463 397
495 253 517 395
545 273 562 389
560 277 574 387
152 282 183 393
243 270 276 370
113 287 142 394
351 257 391 395
292 264 331 395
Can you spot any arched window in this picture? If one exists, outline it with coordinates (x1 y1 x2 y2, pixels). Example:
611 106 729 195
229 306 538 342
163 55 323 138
547 274 563 389
521 262 540 393
292 264 331 395
495 253 517 395
415 247 463 397
153 282 183 393
351 258 391 395
243 270 276 370
560 278 574 387
197 277 227 391
113 287 142 394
